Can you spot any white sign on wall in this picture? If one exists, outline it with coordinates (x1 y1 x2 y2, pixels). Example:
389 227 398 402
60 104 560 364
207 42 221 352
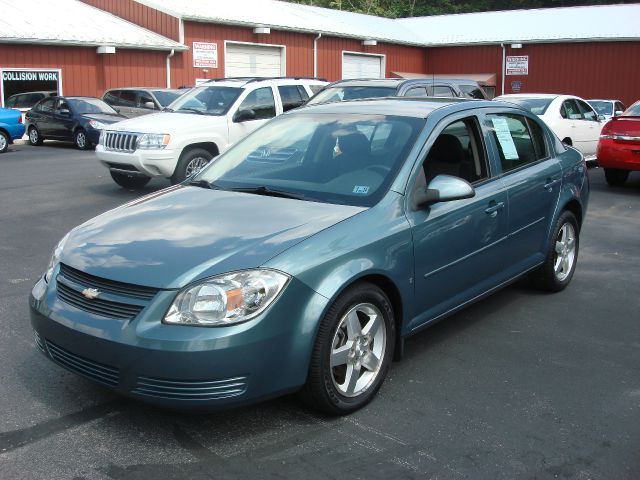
193 42 218 68
506 55 528 76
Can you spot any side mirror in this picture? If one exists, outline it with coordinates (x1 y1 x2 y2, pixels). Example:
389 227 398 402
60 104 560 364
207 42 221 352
143 101 156 109
597 114 606 122
233 109 256 123
59 109 70 116
614 110 624 117
413 174 475 209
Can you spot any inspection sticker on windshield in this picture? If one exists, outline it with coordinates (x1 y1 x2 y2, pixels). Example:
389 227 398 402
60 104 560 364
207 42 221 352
491 117 520 160
353 185 370 194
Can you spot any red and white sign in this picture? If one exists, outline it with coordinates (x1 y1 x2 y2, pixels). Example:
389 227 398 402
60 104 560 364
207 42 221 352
193 42 218 68
506 55 528 76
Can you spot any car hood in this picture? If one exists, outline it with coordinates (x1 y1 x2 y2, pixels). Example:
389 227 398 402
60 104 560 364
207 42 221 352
105 112 224 134
82 113 125 124
60 186 365 289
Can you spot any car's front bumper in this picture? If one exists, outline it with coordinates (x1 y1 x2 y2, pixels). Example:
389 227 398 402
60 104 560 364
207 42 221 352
96 145 179 178
29 272 328 410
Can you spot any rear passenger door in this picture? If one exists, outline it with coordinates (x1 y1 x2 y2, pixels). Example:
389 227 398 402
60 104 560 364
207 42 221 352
483 111 561 273
277 85 308 112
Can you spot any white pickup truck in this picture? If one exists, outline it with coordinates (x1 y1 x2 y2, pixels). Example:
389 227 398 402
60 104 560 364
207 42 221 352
95 77 326 188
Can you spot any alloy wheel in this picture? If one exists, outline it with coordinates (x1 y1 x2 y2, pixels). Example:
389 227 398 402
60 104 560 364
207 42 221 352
29 128 38 144
554 222 576 281
0 134 6 152
76 131 87 149
185 156 209 177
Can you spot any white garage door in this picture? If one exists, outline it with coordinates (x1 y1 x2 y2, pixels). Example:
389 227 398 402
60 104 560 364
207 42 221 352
342 53 383 79
226 43 283 77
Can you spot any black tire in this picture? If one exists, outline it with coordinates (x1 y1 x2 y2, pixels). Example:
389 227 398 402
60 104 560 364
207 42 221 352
74 129 91 150
110 170 151 189
171 148 213 184
604 168 629 187
28 126 43 146
0 131 9 154
530 210 579 292
300 282 396 415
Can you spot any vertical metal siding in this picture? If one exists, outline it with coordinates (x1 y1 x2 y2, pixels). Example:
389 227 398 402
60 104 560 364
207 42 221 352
80 0 180 41
426 42 640 106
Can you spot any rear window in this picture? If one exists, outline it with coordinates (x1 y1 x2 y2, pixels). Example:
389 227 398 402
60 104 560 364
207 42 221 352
307 86 396 105
151 90 184 107
588 100 613 116
500 97 554 115
459 84 487 100
624 102 640 116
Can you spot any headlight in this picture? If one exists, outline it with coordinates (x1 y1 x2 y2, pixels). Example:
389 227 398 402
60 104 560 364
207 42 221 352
88 119 106 130
137 133 170 149
44 232 70 283
164 269 289 326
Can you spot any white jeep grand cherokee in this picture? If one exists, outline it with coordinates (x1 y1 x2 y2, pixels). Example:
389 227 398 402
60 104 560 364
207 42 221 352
95 77 326 188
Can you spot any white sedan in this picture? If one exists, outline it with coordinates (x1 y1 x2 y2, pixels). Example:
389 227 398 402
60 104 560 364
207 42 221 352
495 94 604 162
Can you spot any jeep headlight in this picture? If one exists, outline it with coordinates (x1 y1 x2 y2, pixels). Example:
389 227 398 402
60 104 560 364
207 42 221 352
137 133 170 149
164 269 289 326
44 232 70 283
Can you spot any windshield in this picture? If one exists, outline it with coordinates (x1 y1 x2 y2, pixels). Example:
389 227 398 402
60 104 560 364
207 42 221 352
500 97 553 115
195 113 425 207
624 101 640 116
68 98 118 115
307 86 397 106
168 86 242 115
152 89 184 107
588 100 613 116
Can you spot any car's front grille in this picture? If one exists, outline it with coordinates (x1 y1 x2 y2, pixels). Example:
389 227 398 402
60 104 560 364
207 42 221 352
132 375 248 401
56 282 145 320
45 340 120 387
104 131 138 153
59 264 159 301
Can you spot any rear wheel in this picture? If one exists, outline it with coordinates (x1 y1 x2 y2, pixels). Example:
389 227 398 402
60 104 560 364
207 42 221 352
530 210 579 292
0 131 8 153
171 148 213 184
604 168 629 186
74 129 90 150
301 282 395 415
110 171 151 189
28 126 43 146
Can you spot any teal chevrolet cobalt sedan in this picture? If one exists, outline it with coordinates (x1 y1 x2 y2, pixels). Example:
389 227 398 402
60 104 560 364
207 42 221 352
30 98 589 414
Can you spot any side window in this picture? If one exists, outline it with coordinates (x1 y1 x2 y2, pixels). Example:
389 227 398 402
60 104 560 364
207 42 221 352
296 85 310 101
238 87 276 120
615 102 626 114
576 99 597 121
16 95 33 108
421 117 489 186
118 91 137 107
459 84 486 99
432 85 455 97
487 113 540 173
103 91 120 106
137 91 156 109
278 85 304 112
38 98 56 113
308 84 324 95
404 87 429 97
5 96 16 108
525 117 549 160
56 98 70 112
561 100 582 120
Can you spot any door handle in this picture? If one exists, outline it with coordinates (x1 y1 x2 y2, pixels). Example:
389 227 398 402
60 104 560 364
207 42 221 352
544 178 561 190
485 201 505 217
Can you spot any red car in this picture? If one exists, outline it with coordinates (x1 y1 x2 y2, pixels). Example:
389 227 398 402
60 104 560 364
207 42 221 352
597 100 640 186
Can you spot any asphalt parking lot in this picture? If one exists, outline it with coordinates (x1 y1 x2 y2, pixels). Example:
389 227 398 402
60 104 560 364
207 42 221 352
1 142 639 480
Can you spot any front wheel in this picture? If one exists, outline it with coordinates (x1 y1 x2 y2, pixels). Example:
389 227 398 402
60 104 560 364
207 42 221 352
0 131 8 153
74 129 91 150
530 210 579 292
110 171 151 189
171 148 214 184
604 168 629 187
301 282 395 415
28 126 43 146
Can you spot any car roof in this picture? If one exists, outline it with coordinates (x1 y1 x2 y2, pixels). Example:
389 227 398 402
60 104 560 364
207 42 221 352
292 96 491 118
587 99 620 102
106 87 181 91
324 78 482 89
202 77 327 88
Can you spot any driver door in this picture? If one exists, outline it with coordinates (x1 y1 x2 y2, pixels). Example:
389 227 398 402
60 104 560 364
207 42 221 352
227 86 279 146
51 98 75 140
406 115 508 330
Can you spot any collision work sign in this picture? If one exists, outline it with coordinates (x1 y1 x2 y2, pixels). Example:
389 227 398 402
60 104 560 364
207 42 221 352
193 42 218 68
506 56 528 75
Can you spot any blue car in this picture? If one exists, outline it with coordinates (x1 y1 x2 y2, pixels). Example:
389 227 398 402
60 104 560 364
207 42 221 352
0 107 26 153
30 98 589 414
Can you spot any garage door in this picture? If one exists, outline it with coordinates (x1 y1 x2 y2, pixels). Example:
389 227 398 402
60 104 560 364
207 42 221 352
226 43 283 77
342 53 383 79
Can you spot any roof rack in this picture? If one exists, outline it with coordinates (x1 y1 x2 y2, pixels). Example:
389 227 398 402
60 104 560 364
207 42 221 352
204 76 327 85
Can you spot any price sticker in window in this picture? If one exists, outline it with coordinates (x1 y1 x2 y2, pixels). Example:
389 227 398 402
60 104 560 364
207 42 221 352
491 117 519 160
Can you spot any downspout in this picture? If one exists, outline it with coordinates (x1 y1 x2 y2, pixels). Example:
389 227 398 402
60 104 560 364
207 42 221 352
500 43 506 95
166 49 175 88
313 33 322 78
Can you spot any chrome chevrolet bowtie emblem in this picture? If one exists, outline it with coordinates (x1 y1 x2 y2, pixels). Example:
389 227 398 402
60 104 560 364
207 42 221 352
82 288 100 300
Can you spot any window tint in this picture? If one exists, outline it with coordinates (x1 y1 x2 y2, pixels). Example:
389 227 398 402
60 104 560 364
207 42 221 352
421 117 488 186
431 85 455 97
576 99 597 121
56 98 70 112
278 85 305 112
525 117 549 160
103 91 120 106
615 102 626 114
38 98 55 113
137 91 156 109
237 87 276 120
561 100 582 120
404 86 429 97
5 96 16 108
118 91 137 107
459 84 486 99
308 84 324 94
297 85 309 101
487 113 540 173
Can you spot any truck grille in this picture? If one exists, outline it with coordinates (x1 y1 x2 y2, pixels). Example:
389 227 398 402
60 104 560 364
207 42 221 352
104 131 138 153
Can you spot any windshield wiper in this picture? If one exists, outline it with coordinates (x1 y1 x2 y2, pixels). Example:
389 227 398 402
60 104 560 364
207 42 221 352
227 185 307 201
186 179 222 190
177 108 205 115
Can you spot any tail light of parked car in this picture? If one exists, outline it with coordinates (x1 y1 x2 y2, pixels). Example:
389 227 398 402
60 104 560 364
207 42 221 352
599 117 640 144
